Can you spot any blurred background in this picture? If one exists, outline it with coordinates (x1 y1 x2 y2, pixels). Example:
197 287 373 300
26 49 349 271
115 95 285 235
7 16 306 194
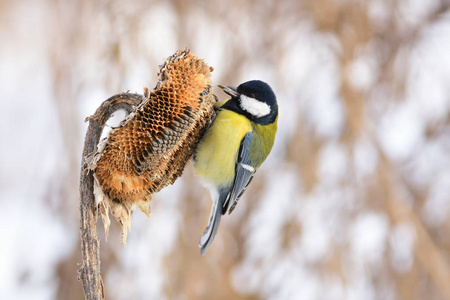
1 0 450 299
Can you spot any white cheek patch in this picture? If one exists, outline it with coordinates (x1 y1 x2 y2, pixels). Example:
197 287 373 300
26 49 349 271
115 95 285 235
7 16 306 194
239 95 271 117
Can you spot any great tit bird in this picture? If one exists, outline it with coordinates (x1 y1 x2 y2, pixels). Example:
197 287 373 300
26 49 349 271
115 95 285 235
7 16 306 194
194 80 278 255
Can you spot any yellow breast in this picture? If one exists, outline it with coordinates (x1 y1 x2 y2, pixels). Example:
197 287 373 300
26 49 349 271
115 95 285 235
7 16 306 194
194 109 252 188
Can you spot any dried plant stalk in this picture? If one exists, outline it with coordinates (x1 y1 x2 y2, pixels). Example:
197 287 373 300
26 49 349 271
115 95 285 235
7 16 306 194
79 93 144 300
79 49 215 299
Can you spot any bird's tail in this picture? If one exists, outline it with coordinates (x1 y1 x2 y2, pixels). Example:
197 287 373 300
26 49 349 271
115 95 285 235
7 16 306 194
199 191 226 255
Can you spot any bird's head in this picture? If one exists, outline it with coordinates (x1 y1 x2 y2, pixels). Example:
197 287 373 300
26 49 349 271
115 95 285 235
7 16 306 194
218 80 278 125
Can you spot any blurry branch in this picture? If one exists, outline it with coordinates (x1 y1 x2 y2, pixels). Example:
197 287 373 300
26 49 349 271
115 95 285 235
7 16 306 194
78 93 144 300
376 148 450 299
312 1 450 296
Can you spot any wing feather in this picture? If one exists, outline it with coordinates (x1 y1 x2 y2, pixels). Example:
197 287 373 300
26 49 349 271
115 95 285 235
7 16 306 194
223 131 256 214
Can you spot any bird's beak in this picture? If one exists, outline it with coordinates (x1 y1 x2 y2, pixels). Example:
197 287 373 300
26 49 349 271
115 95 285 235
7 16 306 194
218 84 240 98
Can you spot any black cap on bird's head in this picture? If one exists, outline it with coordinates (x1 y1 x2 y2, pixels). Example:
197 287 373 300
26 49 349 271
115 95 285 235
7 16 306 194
218 80 278 125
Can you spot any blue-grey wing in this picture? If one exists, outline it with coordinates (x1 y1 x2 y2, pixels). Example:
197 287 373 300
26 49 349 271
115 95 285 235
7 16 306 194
222 131 256 214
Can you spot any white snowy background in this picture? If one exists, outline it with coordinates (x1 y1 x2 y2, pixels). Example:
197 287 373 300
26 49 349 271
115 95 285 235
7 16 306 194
1 0 450 299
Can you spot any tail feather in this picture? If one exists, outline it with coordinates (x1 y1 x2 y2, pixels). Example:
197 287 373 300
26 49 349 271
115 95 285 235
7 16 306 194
199 190 227 255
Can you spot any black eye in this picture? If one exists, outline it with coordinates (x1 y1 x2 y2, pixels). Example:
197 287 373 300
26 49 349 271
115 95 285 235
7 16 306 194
250 93 256 98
